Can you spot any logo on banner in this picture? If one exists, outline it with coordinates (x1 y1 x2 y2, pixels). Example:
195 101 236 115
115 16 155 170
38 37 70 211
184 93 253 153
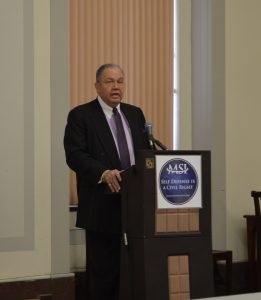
159 158 198 205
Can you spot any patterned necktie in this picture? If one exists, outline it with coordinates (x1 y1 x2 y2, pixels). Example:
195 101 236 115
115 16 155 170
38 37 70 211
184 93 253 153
113 107 131 170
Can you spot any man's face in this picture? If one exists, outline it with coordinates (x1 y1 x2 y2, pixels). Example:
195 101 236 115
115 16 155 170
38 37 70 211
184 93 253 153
95 67 125 107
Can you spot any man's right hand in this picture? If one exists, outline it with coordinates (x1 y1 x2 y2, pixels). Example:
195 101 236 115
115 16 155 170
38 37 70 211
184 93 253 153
102 169 123 193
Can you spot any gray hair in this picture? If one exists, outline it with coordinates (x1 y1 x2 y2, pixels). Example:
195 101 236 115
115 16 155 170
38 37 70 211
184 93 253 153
96 64 124 82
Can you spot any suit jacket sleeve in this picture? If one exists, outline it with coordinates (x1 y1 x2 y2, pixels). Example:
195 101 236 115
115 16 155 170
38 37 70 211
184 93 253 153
63 106 107 186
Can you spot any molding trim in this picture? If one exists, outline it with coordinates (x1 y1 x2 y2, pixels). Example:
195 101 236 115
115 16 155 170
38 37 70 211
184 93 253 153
0 0 34 252
0 274 75 300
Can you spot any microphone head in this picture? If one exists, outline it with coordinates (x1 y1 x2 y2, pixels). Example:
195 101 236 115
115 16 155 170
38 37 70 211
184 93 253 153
145 122 153 137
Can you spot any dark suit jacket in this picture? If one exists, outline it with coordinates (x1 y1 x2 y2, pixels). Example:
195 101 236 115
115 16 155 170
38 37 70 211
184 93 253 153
64 99 150 233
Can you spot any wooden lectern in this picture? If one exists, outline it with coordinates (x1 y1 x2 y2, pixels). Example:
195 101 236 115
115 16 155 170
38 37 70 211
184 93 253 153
119 150 214 300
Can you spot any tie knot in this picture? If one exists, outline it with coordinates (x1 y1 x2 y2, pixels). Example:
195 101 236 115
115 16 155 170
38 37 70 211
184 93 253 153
113 107 118 114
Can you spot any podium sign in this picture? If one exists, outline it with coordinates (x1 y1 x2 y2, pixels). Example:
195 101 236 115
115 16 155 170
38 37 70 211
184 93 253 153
156 154 202 209
120 150 214 300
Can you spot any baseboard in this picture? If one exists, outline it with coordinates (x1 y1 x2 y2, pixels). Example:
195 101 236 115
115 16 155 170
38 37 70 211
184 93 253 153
0 274 75 300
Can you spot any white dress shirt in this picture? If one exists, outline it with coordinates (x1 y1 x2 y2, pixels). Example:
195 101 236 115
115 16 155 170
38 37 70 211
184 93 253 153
98 96 135 166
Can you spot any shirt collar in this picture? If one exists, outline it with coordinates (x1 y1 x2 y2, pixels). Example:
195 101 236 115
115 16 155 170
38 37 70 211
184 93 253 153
98 96 120 118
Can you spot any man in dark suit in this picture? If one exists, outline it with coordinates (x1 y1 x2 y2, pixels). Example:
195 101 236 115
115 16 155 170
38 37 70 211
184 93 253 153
64 64 150 300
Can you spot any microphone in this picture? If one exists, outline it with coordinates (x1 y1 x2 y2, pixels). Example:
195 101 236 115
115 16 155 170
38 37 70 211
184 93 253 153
145 122 168 150
145 122 154 148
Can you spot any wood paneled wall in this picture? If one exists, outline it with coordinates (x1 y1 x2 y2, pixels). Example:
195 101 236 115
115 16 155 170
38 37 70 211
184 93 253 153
69 0 174 203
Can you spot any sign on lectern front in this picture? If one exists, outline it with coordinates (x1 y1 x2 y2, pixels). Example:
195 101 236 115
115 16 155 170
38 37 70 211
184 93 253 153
156 154 202 209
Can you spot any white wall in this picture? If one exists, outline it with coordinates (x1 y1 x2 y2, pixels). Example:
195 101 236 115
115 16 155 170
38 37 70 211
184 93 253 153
225 0 261 260
0 0 71 281
190 0 261 261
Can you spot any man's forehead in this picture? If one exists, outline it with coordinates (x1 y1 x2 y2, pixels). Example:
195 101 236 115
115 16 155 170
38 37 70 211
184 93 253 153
102 68 124 78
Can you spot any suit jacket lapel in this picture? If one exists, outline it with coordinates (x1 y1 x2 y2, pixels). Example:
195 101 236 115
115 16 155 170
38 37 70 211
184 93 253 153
90 99 121 168
120 104 139 156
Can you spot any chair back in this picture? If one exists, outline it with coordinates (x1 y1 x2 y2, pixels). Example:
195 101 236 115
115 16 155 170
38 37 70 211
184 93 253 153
251 191 261 291
251 191 261 216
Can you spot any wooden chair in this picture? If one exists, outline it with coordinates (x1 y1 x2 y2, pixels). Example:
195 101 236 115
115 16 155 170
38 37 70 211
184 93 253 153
212 250 232 295
251 191 261 290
